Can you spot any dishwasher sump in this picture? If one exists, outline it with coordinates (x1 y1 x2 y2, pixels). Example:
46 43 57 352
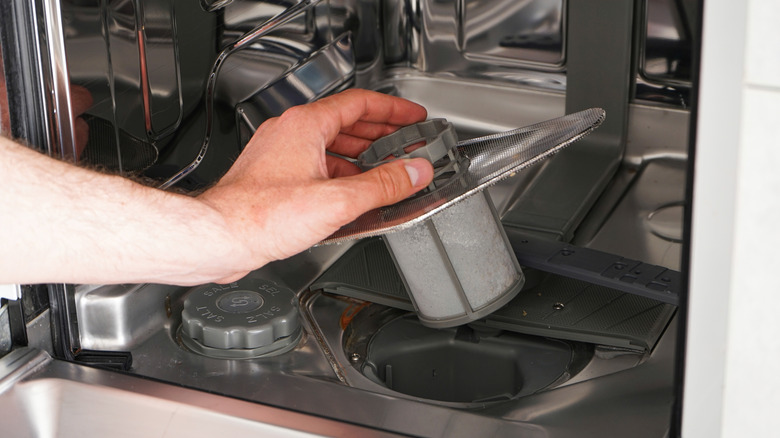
341 306 590 405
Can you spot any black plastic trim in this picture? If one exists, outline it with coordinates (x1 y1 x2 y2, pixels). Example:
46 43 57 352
506 228 680 306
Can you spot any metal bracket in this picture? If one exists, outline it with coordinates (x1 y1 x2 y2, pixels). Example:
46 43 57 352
502 0 635 242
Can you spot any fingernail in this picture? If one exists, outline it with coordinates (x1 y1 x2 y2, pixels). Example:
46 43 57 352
404 161 421 186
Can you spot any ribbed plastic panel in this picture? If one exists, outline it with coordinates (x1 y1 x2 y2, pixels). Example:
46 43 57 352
311 238 675 351
487 275 675 351
313 238 413 311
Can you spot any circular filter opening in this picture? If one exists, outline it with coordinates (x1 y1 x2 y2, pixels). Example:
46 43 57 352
359 314 574 404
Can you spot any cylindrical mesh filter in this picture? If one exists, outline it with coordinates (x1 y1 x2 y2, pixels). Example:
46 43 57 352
356 118 525 327
384 191 524 328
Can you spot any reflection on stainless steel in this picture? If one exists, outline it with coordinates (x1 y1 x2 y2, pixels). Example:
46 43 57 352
642 0 694 83
229 0 319 51
637 0 695 105
582 159 687 270
215 38 318 108
158 0 321 189
135 0 183 140
0 349 389 437
574 104 689 271
382 0 566 90
222 1 307 41
61 0 214 171
236 32 355 142
0 348 51 394
75 283 184 351
375 75 566 137
200 0 233 13
647 203 684 243
39 0 78 160
427 0 564 86
463 0 564 66
381 0 413 64
54 0 573 181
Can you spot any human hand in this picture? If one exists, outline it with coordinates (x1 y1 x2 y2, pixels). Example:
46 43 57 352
197 89 434 283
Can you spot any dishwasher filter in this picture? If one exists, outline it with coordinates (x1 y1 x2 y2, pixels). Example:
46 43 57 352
322 108 606 243
354 119 524 327
328 112 604 328
311 112 674 347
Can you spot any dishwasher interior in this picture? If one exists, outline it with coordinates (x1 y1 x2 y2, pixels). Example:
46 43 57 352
0 0 695 436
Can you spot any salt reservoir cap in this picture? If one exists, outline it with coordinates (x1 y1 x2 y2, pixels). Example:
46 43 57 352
181 278 300 355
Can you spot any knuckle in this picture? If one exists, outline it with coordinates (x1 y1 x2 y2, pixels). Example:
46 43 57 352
326 188 354 222
340 88 363 98
278 105 307 122
374 165 404 202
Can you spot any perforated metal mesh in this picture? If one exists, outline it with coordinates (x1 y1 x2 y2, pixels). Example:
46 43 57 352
322 108 606 244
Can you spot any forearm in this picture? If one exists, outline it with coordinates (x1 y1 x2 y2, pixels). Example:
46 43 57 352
0 90 433 286
0 136 249 285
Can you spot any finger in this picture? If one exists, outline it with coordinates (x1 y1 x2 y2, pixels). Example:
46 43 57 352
328 133 373 157
340 120 402 141
327 158 434 224
301 89 427 142
326 155 361 178
237 115 329 181
330 121 411 157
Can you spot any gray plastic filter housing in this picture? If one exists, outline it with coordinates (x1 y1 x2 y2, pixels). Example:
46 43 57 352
384 192 524 328
357 119 524 328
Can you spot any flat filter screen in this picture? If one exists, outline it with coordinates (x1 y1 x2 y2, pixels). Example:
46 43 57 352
322 108 606 243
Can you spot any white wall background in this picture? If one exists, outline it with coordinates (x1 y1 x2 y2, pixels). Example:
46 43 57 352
684 1 780 436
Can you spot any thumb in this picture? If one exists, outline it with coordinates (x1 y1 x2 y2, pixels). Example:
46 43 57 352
333 158 434 218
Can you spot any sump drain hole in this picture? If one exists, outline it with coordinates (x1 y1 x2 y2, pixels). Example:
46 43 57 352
361 315 573 404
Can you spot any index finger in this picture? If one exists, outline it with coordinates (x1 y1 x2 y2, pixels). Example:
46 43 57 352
298 89 427 144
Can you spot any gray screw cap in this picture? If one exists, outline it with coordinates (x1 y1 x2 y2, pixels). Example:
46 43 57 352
181 278 299 350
